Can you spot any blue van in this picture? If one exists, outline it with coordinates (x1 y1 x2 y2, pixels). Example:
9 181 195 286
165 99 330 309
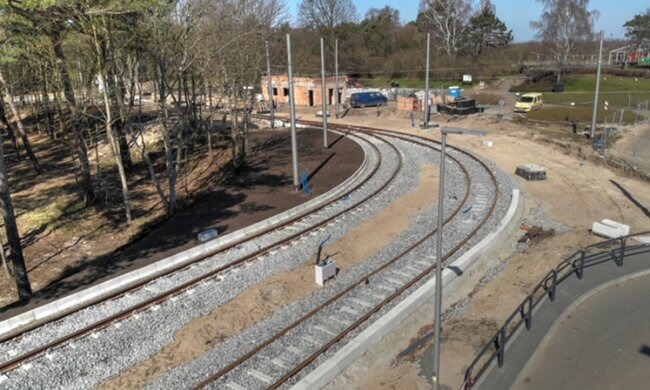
349 92 388 108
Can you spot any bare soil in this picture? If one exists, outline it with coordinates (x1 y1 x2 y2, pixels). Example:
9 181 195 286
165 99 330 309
99 164 438 388
0 125 362 318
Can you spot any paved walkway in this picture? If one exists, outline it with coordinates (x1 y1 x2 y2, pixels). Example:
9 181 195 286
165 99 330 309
513 272 650 390
479 244 650 389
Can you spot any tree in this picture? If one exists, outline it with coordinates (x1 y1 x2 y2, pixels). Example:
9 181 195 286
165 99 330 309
0 129 31 301
361 6 400 59
5 0 97 206
463 0 512 58
418 0 471 56
0 70 43 174
297 0 357 42
531 0 599 83
623 8 650 45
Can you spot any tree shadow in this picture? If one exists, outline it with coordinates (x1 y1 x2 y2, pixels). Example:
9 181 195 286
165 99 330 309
610 180 650 219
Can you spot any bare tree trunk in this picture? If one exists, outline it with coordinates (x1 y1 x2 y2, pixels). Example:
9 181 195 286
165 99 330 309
130 125 169 210
156 62 178 215
0 131 31 301
0 73 43 174
93 25 132 223
0 104 20 160
50 30 95 206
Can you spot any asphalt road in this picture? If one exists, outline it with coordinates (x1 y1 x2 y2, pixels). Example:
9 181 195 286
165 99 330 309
513 273 650 390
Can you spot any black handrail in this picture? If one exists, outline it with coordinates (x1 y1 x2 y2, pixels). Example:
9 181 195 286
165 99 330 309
463 231 650 389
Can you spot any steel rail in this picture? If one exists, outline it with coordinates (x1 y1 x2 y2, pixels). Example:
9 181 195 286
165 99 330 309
193 126 500 389
0 130 398 373
0 132 374 347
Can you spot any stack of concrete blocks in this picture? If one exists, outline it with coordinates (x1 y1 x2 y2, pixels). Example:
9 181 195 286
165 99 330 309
515 163 547 181
591 219 630 239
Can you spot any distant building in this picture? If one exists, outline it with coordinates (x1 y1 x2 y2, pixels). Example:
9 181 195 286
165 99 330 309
260 75 346 107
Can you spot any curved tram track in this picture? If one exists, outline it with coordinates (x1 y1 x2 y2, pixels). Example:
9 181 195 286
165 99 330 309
0 130 399 375
0 123 509 390
190 122 502 389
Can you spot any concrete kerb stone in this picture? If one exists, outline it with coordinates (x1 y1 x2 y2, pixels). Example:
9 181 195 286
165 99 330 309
0 130 370 341
291 189 521 390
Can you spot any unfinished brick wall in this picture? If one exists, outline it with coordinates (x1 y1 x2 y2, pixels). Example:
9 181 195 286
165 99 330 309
261 75 346 107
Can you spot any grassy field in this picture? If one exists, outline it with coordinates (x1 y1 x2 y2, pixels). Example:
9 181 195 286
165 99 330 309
514 75 650 107
525 106 639 123
357 78 472 89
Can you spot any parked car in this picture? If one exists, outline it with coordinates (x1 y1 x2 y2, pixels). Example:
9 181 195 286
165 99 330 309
514 93 543 113
349 91 388 108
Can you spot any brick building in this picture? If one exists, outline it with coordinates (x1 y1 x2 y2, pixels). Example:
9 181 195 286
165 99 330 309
261 75 346 107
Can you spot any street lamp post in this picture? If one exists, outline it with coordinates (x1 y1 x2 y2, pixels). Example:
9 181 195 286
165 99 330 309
433 127 487 390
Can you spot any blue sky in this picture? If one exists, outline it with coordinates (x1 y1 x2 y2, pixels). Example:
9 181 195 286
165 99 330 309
284 0 646 42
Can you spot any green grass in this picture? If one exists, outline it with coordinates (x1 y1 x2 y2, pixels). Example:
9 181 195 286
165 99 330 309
21 196 86 232
526 106 638 123
356 78 472 89
542 91 650 106
513 75 650 107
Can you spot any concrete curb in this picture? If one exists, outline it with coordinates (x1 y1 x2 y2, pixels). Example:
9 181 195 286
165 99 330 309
0 130 371 341
292 189 521 390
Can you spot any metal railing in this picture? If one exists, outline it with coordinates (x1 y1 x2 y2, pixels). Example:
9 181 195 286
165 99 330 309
462 231 650 390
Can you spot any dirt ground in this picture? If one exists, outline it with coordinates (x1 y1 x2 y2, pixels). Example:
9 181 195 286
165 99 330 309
5 88 650 388
99 164 438 388
287 100 650 389
0 126 362 318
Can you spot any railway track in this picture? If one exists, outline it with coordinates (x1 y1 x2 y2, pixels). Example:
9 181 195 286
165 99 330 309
0 123 513 390
187 123 503 389
0 130 395 378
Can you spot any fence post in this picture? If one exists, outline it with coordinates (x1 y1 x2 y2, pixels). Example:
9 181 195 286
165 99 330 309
576 250 585 280
525 296 533 330
464 372 474 390
620 237 626 266
497 327 506 368
549 270 557 301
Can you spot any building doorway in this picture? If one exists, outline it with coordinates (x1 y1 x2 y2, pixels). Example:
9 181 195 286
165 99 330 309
308 90 314 106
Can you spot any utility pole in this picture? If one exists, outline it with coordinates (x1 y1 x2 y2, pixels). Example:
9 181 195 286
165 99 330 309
286 34 300 192
320 37 329 149
590 30 604 139
335 39 340 119
266 40 274 128
424 32 431 129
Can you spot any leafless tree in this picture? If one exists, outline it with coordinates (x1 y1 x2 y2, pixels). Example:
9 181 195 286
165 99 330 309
418 0 471 56
298 0 357 42
0 130 31 301
531 0 599 83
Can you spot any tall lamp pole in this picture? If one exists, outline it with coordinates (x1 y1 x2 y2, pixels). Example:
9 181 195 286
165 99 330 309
424 32 431 129
335 39 340 119
590 30 604 139
286 34 300 191
265 40 274 128
320 37 329 149
433 127 487 390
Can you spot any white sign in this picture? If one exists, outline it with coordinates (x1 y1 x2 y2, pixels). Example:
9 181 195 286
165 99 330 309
462 74 472 83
